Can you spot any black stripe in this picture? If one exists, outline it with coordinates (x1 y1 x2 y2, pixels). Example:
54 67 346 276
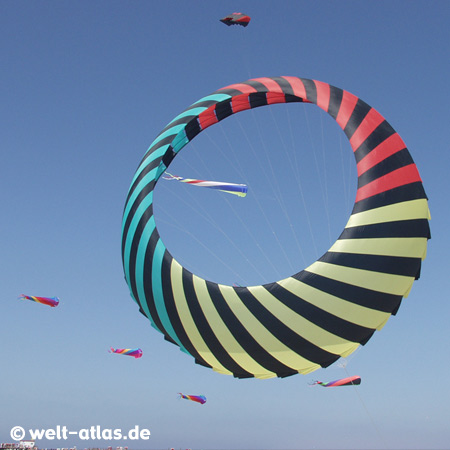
159 257 212 368
340 218 430 239
285 94 304 103
272 76 296 96
297 271 402 313
205 282 299 377
164 334 177 345
146 134 176 154
352 182 428 213
249 92 268 108
215 100 233 121
358 149 415 188
184 99 220 112
185 118 201 141
319 252 422 277
195 358 213 368
179 272 255 378
263 282 375 344
327 86 344 120
344 99 372 139
245 79 274 92
353 121 397 163
160 115 193 132
240 286 341 368
161 148 175 168
300 78 317 104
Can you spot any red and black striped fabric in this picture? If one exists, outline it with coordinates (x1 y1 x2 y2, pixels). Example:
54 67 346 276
220 12 251 27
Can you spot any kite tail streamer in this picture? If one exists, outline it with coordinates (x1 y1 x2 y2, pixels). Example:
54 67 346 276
163 172 248 197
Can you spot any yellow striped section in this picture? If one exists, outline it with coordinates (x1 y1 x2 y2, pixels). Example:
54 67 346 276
346 199 430 228
192 274 276 379
170 260 232 376
218 285 322 375
247 283 363 354
276 277 391 331
306 261 415 296
329 237 428 259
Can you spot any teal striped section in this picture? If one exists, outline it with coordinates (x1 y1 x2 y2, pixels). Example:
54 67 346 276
192 93 231 105
172 129 189 153
131 145 169 188
150 124 186 149
134 215 157 325
123 167 158 235
123 191 154 285
167 107 208 126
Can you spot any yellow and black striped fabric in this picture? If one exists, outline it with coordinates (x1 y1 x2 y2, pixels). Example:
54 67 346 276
121 77 430 379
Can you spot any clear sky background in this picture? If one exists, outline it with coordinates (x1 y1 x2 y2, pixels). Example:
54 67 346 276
1 1 450 449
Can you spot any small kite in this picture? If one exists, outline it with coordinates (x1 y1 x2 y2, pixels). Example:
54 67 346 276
109 347 143 359
220 12 251 27
311 375 361 387
178 393 207 405
163 172 248 197
19 294 59 308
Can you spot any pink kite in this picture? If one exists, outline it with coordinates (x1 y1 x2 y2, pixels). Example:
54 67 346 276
109 347 143 359
311 375 361 387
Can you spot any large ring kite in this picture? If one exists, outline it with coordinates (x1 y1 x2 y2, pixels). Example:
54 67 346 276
122 77 430 379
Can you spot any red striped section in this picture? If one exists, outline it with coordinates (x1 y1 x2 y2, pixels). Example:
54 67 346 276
198 105 218 130
349 108 385 151
281 76 308 100
231 94 252 113
266 92 287 105
355 164 422 202
314 80 331 113
357 133 407 176
218 83 258 94
251 77 284 93
335 90 358 130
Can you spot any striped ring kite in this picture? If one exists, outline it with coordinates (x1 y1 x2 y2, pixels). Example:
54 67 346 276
121 77 430 379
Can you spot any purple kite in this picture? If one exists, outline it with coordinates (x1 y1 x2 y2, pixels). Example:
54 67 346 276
109 347 143 359
19 294 59 308
178 393 207 405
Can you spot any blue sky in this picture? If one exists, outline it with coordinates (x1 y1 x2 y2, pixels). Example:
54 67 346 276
1 1 450 449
